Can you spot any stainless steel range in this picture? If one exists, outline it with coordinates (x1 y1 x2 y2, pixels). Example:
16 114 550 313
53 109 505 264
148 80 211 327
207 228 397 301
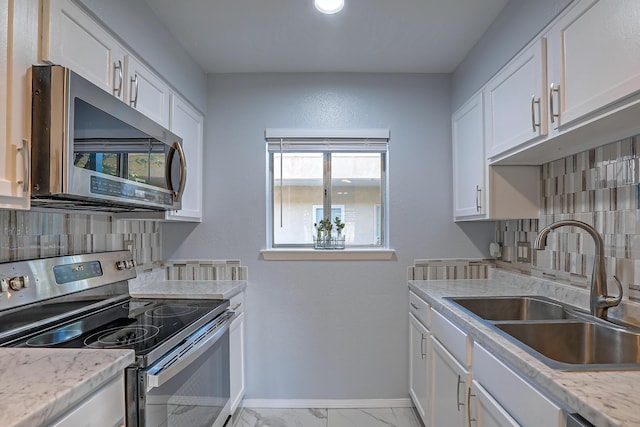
0 251 233 427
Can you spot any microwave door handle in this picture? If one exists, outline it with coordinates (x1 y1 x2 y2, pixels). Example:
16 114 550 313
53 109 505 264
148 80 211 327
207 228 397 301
166 141 187 202
145 311 233 392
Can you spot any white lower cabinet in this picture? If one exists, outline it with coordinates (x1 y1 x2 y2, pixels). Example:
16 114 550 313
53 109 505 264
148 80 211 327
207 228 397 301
408 293 576 427
469 379 519 427
409 313 429 424
430 336 469 427
48 375 125 427
473 344 564 427
229 291 246 415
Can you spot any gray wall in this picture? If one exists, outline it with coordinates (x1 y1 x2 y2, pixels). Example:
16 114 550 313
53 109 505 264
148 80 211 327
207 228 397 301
77 0 207 113
163 73 494 399
452 0 572 111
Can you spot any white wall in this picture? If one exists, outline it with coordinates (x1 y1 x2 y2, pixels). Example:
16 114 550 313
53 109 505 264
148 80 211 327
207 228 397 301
77 0 207 112
163 73 494 400
452 0 572 111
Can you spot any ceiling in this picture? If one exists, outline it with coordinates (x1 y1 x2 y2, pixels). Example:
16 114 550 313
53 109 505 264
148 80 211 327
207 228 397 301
144 0 509 74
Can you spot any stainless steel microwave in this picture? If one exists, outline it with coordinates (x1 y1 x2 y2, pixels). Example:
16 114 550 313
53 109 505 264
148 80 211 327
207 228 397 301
30 65 186 211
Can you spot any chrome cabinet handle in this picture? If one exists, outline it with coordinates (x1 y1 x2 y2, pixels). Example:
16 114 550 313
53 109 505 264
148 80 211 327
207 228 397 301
456 375 465 411
17 139 29 193
531 95 541 132
130 74 139 107
549 83 560 124
467 387 477 426
420 334 426 360
410 302 420 310
113 60 123 97
166 141 187 203
475 185 482 212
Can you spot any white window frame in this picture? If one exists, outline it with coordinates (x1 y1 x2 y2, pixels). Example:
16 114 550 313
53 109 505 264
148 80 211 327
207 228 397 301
265 128 390 250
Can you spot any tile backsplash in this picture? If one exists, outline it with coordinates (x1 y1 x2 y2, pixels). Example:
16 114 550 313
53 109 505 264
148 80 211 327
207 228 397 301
0 210 161 269
165 260 248 281
408 259 495 280
496 135 640 301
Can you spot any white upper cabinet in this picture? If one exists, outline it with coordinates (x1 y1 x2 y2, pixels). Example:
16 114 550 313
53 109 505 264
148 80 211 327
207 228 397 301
453 92 540 221
485 38 547 159
42 0 171 128
125 55 171 128
547 0 640 131
166 95 203 222
452 92 485 219
486 0 640 164
41 0 126 100
0 0 37 210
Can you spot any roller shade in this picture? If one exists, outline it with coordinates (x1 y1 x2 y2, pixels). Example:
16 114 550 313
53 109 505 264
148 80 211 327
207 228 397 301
265 128 389 153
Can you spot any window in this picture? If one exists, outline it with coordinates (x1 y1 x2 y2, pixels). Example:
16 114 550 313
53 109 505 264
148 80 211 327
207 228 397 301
266 129 389 248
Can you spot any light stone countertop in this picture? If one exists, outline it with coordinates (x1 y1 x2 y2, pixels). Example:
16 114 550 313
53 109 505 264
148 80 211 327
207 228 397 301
409 272 640 427
0 348 134 427
129 279 247 300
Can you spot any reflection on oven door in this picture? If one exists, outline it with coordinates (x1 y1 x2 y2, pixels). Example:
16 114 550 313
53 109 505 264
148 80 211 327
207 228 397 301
143 331 230 427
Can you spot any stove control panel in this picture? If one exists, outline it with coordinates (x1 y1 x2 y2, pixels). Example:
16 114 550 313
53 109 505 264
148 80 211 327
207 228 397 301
115 259 135 271
0 276 30 292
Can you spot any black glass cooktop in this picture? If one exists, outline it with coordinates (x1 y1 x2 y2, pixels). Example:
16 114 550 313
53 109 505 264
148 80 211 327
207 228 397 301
6 298 227 356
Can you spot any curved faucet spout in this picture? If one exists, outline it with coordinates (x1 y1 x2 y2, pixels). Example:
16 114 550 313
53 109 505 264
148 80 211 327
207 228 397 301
533 220 622 319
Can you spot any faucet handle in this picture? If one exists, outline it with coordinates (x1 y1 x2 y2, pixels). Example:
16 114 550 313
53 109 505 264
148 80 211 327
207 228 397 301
604 275 623 308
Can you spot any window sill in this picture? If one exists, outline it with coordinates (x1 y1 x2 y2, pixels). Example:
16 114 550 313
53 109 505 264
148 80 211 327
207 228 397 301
260 248 396 261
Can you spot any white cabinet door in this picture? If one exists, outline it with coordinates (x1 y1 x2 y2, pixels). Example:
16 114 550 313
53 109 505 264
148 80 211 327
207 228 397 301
485 38 547 159
41 0 126 100
470 380 520 427
473 344 564 427
126 56 171 128
452 92 485 219
547 0 640 130
230 310 246 414
0 0 37 210
49 375 125 427
166 96 203 221
409 313 429 425
430 336 468 427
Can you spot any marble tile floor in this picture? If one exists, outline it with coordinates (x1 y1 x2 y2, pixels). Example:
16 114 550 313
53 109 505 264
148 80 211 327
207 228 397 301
232 407 421 427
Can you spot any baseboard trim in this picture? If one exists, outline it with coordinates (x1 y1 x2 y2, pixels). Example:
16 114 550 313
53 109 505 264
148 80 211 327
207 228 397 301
241 398 413 409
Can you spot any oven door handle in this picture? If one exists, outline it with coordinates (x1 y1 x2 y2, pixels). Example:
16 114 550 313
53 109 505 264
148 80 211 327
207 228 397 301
145 311 234 392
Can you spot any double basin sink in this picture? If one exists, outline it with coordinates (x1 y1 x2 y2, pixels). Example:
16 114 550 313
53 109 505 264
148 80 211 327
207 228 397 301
446 296 640 370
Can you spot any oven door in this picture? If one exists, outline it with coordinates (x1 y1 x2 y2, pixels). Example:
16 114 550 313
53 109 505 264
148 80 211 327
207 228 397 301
136 311 233 427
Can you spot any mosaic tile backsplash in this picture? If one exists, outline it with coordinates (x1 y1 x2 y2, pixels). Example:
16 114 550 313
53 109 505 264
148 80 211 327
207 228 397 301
496 135 640 301
0 211 161 269
165 260 248 281
408 259 495 280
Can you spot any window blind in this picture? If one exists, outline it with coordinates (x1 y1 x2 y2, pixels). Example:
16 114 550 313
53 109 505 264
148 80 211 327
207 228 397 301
265 128 389 153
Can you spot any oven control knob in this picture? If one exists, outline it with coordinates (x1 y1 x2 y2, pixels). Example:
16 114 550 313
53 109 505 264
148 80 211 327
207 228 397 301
116 260 127 271
0 279 7 292
8 276 28 291
125 260 135 269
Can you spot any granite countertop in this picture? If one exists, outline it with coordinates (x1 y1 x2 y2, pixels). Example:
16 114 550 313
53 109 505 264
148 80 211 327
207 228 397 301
129 279 247 300
409 274 640 427
0 348 134 427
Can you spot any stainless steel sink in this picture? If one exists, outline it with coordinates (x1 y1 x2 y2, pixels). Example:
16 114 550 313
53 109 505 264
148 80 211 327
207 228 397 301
445 295 640 370
496 322 640 368
449 296 569 321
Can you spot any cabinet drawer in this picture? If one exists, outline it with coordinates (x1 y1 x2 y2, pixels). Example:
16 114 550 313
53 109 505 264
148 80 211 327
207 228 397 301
230 291 245 314
409 291 429 327
49 375 124 427
474 344 563 427
430 309 471 367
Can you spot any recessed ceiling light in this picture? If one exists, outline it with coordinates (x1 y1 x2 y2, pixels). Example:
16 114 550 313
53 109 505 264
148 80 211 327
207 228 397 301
314 0 344 14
